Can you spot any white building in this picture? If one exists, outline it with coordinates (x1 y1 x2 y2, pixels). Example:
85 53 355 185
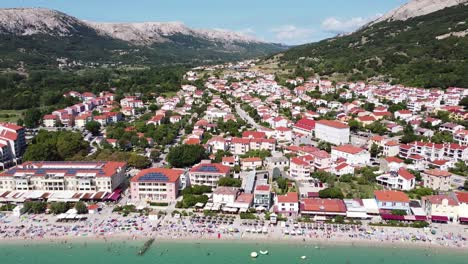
331 145 370 166
314 120 350 145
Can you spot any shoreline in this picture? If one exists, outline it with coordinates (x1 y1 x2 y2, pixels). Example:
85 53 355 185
1 234 466 252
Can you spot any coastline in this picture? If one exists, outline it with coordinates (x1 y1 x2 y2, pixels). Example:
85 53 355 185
1 233 466 252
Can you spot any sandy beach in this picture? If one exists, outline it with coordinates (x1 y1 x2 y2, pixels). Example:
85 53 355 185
1 209 467 251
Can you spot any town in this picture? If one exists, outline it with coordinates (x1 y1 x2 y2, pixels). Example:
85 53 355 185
0 59 467 248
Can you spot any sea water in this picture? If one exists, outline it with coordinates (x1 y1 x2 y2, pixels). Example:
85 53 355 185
0 240 467 264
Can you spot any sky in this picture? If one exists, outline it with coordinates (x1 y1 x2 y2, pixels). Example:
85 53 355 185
2 0 408 45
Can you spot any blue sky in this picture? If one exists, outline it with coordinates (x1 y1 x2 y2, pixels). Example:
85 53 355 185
3 0 408 44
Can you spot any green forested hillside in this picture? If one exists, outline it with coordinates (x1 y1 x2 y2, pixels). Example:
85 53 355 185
280 4 468 88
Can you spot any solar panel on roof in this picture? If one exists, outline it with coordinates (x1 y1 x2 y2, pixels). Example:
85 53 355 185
198 165 220 172
138 172 169 182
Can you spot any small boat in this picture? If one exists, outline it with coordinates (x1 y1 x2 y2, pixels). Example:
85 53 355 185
251 252 258 258
301 256 307 260
259 250 269 255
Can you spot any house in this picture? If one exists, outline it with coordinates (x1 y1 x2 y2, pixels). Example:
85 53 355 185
422 169 452 191
454 192 468 224
382 141 400 157
379 156 405 172
314 120 350 145
274 126 293 142
254 185 271 209
331 145 370 166
212 186 239 205
292 118 315 136
454 130 468 146
0 123 26 169
240 157 262 170
376 168 415 191
130 168 184 203
439 122 464 134
188 162 230 188
394 110 412 120
221 156 236 167
43 114 59 127
265 156 289 172
274 192 299 217
300 198 347 218
422 195 459 223
147 115 164 126
289 156 312 180
331 162 354 176
374 190 411 214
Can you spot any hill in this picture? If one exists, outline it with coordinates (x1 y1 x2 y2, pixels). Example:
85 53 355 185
0 8 286 70
279 1 468 88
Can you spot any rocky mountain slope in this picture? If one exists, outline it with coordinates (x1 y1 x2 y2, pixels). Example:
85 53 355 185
0 8 286 69
278 0 468 88
372 0 467 24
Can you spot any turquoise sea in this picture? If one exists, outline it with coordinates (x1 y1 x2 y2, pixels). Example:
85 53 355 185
0 240 467 264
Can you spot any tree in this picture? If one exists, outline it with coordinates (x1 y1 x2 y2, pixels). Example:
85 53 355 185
431 131 453 144
166 144 208 167
460 96 468 110
23 201 47 214
23 108 42 128
464 180 468 191
370 143 380 158
75 201 88 214
85 121 101 136
50 202 70 214
218 177 242 187
348 119 360 132
318 187 344 199
128 154 151 169
318 141 332 152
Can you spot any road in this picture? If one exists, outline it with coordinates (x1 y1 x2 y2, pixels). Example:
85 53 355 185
235 104 261 129
451 174 466 190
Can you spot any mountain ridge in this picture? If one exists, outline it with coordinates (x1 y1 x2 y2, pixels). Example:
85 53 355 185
277 1 468 88
0 7 285 70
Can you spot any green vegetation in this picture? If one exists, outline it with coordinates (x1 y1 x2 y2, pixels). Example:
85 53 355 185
22 201 47 214
85 121 101 136
0 204 16 211
166 144 208 168
75 201 88 214
240 149 272 159
49 202 71 215
23 130 89 161
406 187 434 199
218 177 242 187
279 4 468 88
318 187 344 199
370 221 429 228
449 161 468 177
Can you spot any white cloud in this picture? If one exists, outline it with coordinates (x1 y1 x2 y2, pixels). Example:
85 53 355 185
321 14 382 34
270 25 315 44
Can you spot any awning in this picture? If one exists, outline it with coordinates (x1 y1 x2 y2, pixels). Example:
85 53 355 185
381 214 405 221
459 217 468 223
431 215 449 222
346 211 370 218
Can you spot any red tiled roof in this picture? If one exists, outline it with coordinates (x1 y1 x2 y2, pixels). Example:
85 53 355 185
423 195 458 206
333 144 364 155
316 120 349 129
424 169 451 177
241 157 262 163
374 190 409 203
277 192 298 203
132 168 184 183
242 131 266 139
398 168 415 180
384 156 403 163
300 198 346 213
255 185 270 191
190 163 230 174
455 192 468 204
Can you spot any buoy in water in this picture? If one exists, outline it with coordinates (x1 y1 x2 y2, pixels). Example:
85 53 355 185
301 256 307 260
259 250 268 255
251 252 258 258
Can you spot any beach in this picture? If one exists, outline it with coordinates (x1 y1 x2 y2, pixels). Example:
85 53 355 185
1 207 467 251
1 239 468 264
